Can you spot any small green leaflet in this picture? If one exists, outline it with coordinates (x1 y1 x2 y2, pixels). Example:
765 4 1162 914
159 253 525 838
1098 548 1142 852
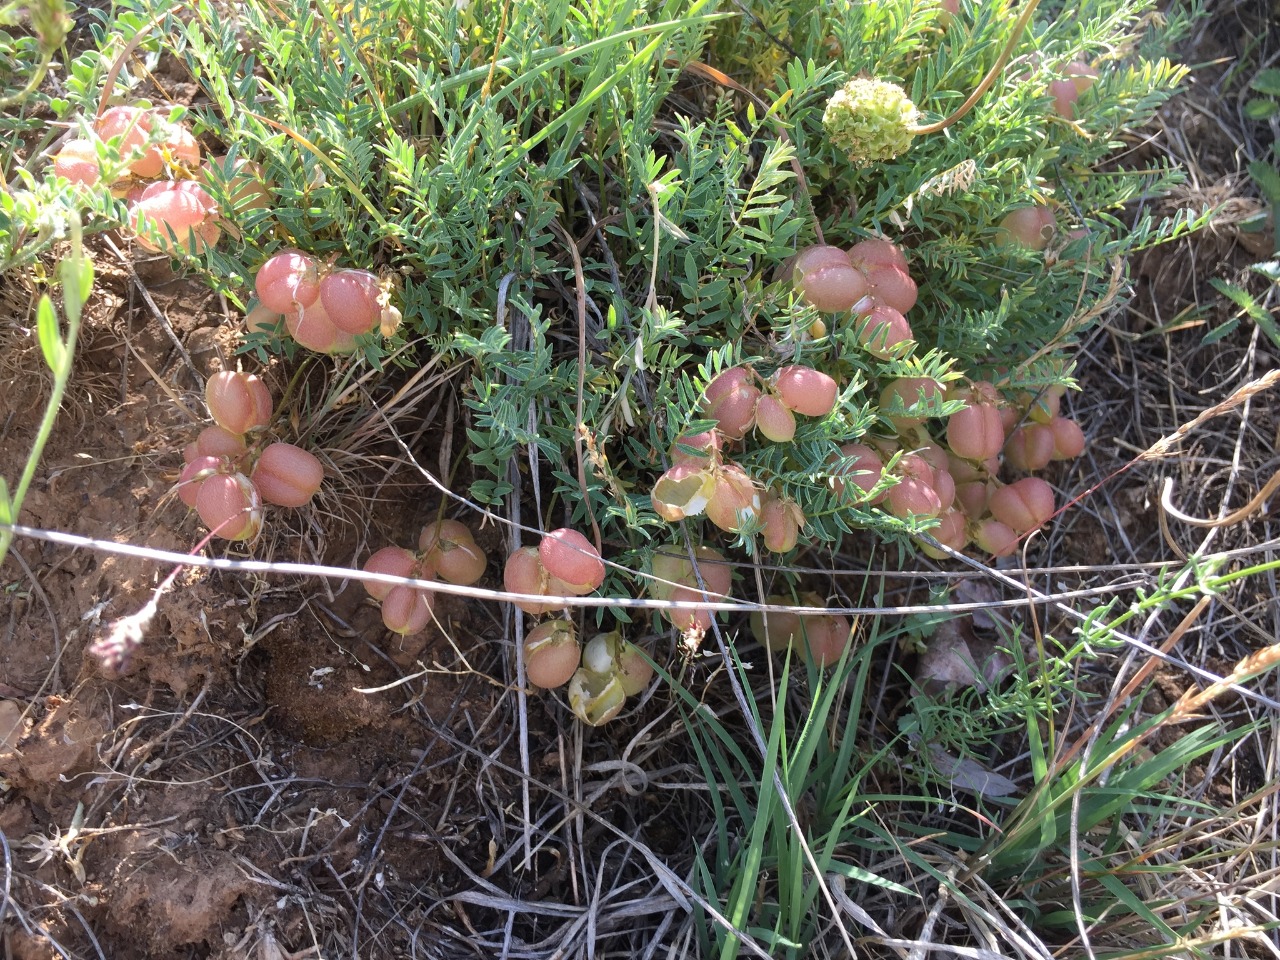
1247 160 1280 205
1250 68 1280 97
36 294 66 372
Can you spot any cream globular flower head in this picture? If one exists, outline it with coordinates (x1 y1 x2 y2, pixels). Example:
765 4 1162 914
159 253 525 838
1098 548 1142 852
822 77 920 164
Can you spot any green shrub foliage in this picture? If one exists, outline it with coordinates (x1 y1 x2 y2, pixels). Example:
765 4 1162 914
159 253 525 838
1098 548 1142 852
122 0 1200 586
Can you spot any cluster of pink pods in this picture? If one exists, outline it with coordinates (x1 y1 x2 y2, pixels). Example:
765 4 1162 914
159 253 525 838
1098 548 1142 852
522 622 655 725
502 528 606 614
361 520 488 634
54 105 267 255
500 529 659 724
651 363 834 543
792 238 919 358
750 595 855 668
179 371 324 541
827 379 1084 558
785 234 1085 558
252 250 399 354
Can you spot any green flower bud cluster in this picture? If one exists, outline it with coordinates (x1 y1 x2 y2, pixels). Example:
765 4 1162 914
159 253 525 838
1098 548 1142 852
822 78 920 164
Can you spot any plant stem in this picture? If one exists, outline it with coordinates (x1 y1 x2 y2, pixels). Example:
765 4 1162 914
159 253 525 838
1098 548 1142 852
909 0 1045 135
0 216 88 567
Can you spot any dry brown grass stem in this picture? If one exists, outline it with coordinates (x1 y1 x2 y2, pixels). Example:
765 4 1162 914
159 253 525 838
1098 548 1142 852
1013 255 1126 378
548 218 603 555
1141 368 1280 461
1173 640 1280 719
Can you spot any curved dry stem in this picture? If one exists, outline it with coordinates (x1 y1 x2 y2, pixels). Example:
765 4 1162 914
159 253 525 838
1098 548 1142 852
908 0 1045 136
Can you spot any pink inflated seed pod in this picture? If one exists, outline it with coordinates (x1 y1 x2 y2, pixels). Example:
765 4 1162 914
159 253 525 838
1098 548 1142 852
287 298 359 354
793 244 869 313
918 509 968 559
947 399 1006 462
829 442 885 503
932 467 956 512
419 519 487 586
163 122 202 167
797 614 853 668
649 545 732 603
974 519 1019 557
989 477 1055 533
886 455 943 520
755 394 796 442
195 471 261 541
194 425 248 461
205 371 273 435
664 586 716 634
914 442 950 476
997 206 1057 250
1004 423 1055 472
243 302 284 338
251 442 324 508
95 106 160 178
524 620 580 689
381 584 434 635
613 640 655 696
178 455 225 508
705 461 760 533
1049 416 1085 460
954 479 992 518
702 367 761 440
761 495 804 553
848 237 909 274
362 546 418 601
750 604 803 654
256 250 321 314
857 305 914 359
53 140 101 187
503 546 559 615
774 365 838 417
691 545 733 598
862 263 917 315
130 181 221 254
880 377 943 430
320 268 381 335
1049 79 1080 119
1067 60 1099 94
539 528 604 594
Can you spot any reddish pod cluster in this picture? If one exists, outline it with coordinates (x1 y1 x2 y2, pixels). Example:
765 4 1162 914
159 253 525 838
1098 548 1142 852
647 545 733 636
54 106 267 256
522 622 653 726
179 372 324 541
830 378 1085 559
361 520 488 634
750 594 854 668
651 364 837 543
1048 61 1100 120
792 238 918 359
252 250 400 354
502 528 605 615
